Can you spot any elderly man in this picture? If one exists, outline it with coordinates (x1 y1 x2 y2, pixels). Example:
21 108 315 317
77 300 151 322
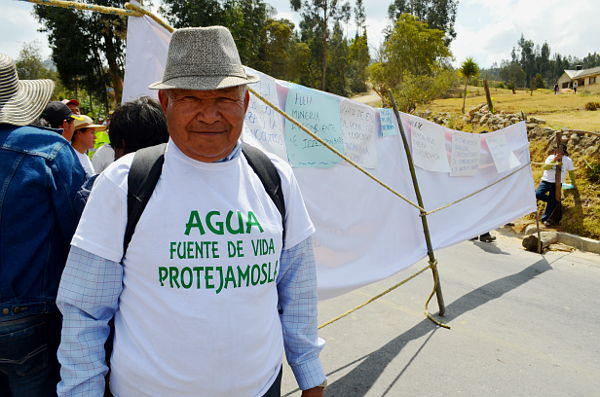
57 27 326 397
0 54 86 397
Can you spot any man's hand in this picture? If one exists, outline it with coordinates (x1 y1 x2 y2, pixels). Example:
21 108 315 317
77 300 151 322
301 386 325 397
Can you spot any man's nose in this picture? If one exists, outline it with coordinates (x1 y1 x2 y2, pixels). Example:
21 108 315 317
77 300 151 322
194 100 220 123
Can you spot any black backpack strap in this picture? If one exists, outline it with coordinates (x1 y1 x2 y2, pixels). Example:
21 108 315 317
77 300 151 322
241 142 286 240
123 143 167 256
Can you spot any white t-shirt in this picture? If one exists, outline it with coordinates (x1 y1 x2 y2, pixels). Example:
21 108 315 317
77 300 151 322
72 140 314 397
541 154 575 183
75 150 95 177
91 143 115 173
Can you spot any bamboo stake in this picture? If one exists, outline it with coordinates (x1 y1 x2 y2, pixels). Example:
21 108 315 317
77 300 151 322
388 92 446 317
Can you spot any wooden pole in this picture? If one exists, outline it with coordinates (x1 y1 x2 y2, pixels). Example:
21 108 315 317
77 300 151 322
388 92 446 316
535 209 542 253
555 130 563 203
483 79 494 113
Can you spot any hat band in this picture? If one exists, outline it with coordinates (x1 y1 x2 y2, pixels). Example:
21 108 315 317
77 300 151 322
163 63 248 82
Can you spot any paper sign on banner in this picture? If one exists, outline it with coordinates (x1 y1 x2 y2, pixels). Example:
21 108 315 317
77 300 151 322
284 85 344 168
411 122 451 172
243 68 288 160
379 108 399 136
485 132 521 173
450 132 481 176
340 99 378 168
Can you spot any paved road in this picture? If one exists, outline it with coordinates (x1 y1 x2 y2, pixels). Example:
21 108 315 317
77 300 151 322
281 234 600 397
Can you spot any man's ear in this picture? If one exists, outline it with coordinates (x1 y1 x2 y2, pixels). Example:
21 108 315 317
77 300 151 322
243 88 250 113
158 90 169 113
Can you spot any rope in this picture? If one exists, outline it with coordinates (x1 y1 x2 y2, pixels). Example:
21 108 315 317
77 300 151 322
423 260 450 329
318 263 433 329
248 88 425 212
22 0 142 16
124 2 174 33
424 163 531 215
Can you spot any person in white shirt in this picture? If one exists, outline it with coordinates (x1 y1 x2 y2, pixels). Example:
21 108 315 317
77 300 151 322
535 144 577 226
72 115 105 177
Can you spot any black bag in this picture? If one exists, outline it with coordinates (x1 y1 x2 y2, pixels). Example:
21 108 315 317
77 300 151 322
103 142 286 396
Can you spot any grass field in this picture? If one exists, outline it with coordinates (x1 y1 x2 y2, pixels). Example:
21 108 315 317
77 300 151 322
416 85 600 132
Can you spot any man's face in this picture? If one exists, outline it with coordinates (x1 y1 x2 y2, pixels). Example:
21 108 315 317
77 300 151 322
159 86 249 162
67 104 80 115
61 119 75 141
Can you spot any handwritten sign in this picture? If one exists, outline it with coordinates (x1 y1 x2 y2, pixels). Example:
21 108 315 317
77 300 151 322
450 132 481 176
411 122 450 172
485 132 520 173
284 85 344 168
340 99 378 168
243 68 287 160
379 108 399 136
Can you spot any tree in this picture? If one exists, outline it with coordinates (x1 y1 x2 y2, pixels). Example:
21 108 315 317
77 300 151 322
34 0 127 106
326 21 349 95
499 61 526 89
347 34 370 93
160 0 224 28
388 0 458 44
346 0 369 94
290 0 351 90
15 42 66 98
530 73 545 95
368 14 455 111
459 57 479 113
160 0 275 70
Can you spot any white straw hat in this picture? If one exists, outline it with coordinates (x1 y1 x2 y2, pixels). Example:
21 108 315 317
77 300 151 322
149 26 259 91
0 54 54 126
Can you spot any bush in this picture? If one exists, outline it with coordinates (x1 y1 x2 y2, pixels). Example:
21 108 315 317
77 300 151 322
584 161 600 184
584 102 600 111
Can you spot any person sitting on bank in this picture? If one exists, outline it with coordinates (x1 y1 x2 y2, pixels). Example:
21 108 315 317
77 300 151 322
535 144 576 226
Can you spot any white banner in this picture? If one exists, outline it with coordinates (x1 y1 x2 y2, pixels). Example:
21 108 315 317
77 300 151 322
123 17 537 299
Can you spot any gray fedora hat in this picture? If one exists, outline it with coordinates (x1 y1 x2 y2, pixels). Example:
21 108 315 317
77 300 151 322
0 54 54 126
149 26 259 91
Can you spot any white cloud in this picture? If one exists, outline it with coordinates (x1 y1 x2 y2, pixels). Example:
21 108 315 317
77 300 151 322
452 0 600 67
1 2 51 60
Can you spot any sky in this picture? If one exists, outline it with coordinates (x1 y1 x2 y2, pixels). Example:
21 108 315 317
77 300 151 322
2 0 599 69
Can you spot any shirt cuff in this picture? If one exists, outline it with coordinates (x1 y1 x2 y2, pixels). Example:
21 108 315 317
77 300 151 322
290 355 326 391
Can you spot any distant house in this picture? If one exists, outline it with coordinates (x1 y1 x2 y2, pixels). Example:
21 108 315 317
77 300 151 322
557 65 600 89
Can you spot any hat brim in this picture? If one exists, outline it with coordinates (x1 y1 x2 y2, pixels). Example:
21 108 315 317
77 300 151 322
75 123 106 131
0 79 54 126
148 74 260 91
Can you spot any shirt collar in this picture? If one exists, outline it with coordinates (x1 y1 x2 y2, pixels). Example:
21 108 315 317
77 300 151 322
215 141 242 162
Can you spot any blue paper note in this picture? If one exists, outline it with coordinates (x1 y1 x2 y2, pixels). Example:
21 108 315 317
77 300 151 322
284 85 344 168
379 108 399 136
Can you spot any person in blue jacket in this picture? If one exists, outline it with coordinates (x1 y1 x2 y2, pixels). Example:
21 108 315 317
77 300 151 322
0 54 86 397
